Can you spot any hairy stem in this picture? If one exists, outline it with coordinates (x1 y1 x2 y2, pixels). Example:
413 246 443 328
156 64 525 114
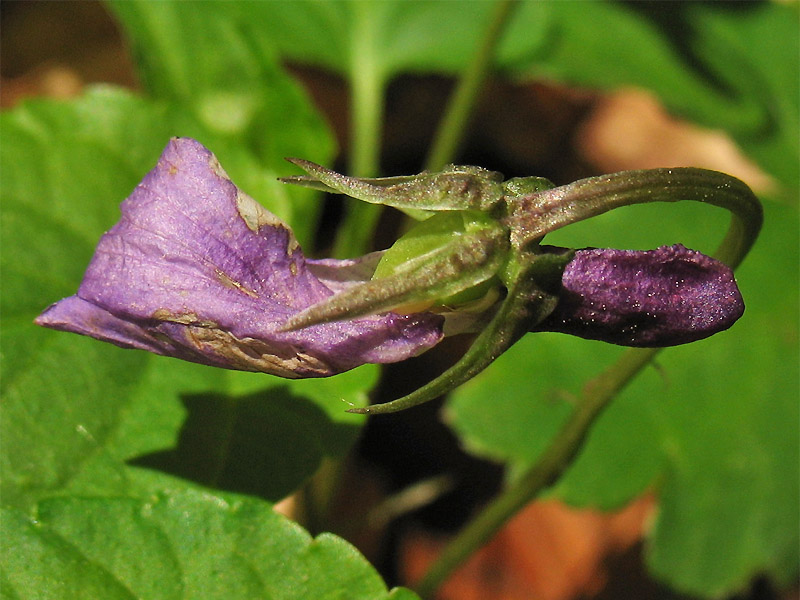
414 175 762 598
425 0 519 172
508 168 763 263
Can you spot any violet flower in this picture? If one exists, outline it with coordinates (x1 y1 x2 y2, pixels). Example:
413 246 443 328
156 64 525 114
35 138 444 378
36 138 751 408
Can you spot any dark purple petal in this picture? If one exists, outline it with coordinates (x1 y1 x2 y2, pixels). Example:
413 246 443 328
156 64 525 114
535 244 744 346
36 138 444 377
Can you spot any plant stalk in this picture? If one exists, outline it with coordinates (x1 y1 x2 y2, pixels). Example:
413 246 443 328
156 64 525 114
415 347 658 598
425 0 519 172
333 1 385 257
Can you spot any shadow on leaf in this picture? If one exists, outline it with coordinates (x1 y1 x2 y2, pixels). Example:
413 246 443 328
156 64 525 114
130 386 356 502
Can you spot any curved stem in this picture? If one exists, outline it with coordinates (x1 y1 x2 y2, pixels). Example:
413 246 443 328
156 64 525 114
508 168 763 267
425 0 520 172
414 175 762 597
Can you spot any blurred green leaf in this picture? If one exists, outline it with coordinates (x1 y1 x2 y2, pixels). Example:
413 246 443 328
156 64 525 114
254 1 797 203
0 87 362 512
447 194 799 596
1 490 419 599
520 1 799 202
107 0 335 157
230 1 548 85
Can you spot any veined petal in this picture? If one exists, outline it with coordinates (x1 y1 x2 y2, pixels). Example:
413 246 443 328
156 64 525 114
36 138 444 377
535 244 744 347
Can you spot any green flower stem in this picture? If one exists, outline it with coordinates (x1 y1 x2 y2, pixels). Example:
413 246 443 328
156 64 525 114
349 3 382 181
414 175 762 598
508 168 763 264
425 0 520 172
333 2 385 257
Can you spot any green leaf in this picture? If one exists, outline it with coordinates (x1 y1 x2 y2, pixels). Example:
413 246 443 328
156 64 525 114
107 0 335 166
1 490 419 600
0 88 360 512
447 194 798 596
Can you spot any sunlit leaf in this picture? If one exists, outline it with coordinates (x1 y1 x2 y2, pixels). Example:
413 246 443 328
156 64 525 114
1 490 419 599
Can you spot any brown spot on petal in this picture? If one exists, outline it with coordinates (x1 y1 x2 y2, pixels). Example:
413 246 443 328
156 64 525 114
208 154 231 181
235 189 300 254
152 309 217 328
215 268 259 299
185 327 336 378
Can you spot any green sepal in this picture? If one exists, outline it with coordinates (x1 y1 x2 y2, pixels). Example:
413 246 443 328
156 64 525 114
348 249 572 415
281 159 505 212
374 211 508 307
280 212 509 331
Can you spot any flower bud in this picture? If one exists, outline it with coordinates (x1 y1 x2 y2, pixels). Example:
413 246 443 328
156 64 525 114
535 245 744 346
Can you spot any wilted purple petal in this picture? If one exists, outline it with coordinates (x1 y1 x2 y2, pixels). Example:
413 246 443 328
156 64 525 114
535 244 744 346
36 138 444 377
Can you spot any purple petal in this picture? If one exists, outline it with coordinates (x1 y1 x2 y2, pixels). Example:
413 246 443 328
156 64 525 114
536 244 744 346
36 138 444 377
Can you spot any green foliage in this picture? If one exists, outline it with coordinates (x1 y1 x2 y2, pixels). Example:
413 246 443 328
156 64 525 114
519 1 799 202
1 490 417 600
1 1 797 598
230 1 546 85
0 12 396 596
251 1 797 201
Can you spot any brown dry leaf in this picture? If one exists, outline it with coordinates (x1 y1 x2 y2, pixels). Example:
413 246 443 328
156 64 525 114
401 495 654 600
577 88 774 194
